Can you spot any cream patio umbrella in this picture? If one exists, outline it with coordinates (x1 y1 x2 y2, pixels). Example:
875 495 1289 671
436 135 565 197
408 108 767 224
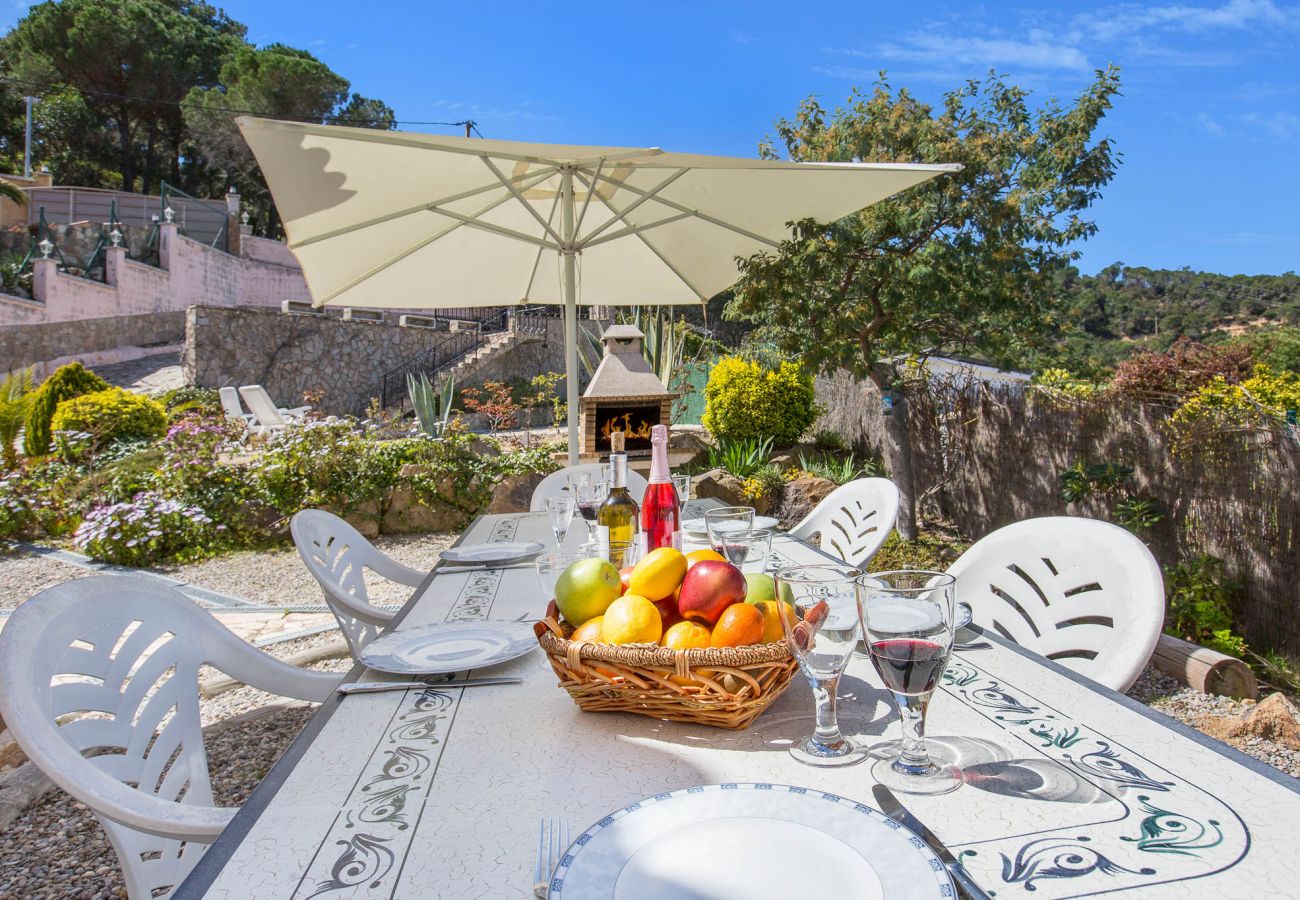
236 117 958 462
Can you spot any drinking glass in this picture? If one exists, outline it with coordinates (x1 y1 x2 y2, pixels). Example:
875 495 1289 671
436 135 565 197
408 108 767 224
855 570 960 795
672 473 692 520
775 564 868 767
742 528 774 573
535 550 590 604
575 480 608 543
605 540 640 570
705 506 753 566
545 496 575 549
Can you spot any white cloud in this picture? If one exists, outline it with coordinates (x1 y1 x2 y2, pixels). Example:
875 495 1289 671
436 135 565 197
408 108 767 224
855 35 1093 71
1198 112 1226 135
1073 0 1299 41
1239 111 1300 140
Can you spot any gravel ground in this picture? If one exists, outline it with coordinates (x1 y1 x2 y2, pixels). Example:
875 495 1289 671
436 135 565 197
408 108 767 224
1126 666 1300 778
0 549 91 610
155 532 457 608
0 532 458 612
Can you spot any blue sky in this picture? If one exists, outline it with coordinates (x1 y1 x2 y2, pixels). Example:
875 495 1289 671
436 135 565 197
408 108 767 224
6 0 1299 275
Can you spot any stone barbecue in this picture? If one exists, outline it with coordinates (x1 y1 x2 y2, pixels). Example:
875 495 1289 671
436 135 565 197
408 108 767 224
579 325 679 459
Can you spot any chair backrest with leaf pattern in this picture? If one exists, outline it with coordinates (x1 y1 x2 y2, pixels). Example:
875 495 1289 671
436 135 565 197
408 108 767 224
788 477 900 570
946 516 1164 691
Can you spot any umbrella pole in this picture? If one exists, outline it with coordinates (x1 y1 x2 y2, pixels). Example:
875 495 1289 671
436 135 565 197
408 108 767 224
561 168 580 465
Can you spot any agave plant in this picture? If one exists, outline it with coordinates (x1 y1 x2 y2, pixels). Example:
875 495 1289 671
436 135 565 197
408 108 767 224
407 371 456 437
0 367 35 470
707 435 775 479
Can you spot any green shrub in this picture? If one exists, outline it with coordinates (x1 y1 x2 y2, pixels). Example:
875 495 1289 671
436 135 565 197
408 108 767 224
73 491 225 566
157 386 222 421
23 362 109 456
702 356 819 447
741 463 785 504
1164 555 1247 659
811 429 846 452
869 530 969 571
51 388 167 456
706 435 774 479
797 449 882 485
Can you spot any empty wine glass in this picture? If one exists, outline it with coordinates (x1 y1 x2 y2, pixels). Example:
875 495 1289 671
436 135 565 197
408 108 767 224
855 570 960 795
545 496 575 549
775 564 868 767
575 480 608 543
705 506 753 566
672 473 692 520
742 528 774 573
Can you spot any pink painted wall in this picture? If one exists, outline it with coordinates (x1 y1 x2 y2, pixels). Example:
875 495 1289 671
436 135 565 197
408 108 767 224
0 224 311 326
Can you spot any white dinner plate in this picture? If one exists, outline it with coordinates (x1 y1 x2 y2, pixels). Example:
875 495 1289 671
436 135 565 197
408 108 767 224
360 621 536 675
439 541 545 565
551 783 953 900
681 515 779 535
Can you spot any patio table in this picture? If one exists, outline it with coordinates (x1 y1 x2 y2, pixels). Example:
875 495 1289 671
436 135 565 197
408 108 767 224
177 508 1300 899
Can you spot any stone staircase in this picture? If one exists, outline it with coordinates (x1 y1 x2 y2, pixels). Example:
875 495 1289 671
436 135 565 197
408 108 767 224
438 328 539 387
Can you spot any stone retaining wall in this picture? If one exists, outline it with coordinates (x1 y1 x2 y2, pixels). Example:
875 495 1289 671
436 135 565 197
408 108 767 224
1 310 185 375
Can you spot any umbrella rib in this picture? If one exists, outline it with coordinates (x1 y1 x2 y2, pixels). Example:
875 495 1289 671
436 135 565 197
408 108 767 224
580 210 695 248
582 169 781 248
574 170 710 303
479 156 565 247
573 158 606 236
289 166 560 250
425 207 560 250
577 168 689 246
315 190 560 306
523 189 563 302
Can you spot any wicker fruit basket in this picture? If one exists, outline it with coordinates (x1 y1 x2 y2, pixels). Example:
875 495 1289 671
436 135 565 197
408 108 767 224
533 601 799 730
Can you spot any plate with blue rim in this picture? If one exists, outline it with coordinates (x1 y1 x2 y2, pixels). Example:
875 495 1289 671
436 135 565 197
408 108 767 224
359 621 536 675
550 783 954 899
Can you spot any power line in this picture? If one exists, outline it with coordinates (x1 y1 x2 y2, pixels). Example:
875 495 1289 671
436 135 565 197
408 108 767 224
0 74 484 134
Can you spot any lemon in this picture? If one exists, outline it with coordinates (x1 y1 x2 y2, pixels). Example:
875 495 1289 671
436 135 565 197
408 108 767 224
601 593 663 645
628 547 688 600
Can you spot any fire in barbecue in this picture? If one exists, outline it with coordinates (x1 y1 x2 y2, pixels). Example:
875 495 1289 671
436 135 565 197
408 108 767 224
600 413 654 441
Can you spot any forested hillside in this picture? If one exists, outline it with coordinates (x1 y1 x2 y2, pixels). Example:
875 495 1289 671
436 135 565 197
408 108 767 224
1036 264 1300 376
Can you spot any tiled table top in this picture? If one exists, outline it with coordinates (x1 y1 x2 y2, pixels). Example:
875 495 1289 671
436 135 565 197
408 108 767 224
179 511 1300 899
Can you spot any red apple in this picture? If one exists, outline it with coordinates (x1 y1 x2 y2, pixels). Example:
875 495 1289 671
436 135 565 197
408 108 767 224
677 560 747 626
653 596 682 629
619 566 634 596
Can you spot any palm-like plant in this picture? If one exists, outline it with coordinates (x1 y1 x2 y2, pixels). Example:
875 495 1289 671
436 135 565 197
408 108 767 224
0 180 27 206
0 367 35 470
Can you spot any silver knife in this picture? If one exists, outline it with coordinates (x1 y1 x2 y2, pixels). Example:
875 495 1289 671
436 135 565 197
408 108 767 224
872 784 992 900
338 677 523 695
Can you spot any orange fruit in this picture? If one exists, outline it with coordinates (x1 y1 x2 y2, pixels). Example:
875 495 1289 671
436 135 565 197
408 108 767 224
752 600 795 643
686 548 725 569
709 603 765 648
570 616 605 644
601 594 663 645
628 548 688 600
660 620 712 650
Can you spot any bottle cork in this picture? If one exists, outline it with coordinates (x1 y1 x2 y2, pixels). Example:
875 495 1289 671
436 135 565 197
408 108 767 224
611 431 625 453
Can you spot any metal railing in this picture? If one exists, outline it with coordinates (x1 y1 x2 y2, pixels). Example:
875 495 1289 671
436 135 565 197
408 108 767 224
379 305 552 409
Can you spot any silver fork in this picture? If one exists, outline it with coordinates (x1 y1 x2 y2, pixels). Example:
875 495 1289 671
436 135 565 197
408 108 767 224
532 817 570 898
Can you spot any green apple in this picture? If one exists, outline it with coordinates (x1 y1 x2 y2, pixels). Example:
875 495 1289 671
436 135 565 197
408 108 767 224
554 558 622 626
743 573 777 605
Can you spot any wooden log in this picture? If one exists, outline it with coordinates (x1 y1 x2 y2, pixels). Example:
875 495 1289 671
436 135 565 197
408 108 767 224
1152 633 1258 700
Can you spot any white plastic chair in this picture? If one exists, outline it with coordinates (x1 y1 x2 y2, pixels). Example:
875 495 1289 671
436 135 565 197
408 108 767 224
529 463 649 511
788 477 900 570
217 386 253 426
291 509 426 658
946 516 1164 691
0 575 337 900
237 384 309 430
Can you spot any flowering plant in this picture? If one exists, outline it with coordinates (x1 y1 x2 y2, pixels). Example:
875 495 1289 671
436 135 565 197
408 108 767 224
73 491 225 566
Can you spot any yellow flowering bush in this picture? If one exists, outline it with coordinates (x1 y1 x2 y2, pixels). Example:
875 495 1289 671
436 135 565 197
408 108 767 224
1169 365 1300 430
1032 367 1105 401
702 356 819 447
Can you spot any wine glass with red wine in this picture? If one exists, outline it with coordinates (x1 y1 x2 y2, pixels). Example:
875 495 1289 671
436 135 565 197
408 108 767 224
855 570 960 795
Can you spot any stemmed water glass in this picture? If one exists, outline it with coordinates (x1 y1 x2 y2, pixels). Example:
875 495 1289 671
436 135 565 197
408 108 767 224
705 506 753 566
545 496 575 549
575 480 608 544
855 570 960 795
775 564 868 767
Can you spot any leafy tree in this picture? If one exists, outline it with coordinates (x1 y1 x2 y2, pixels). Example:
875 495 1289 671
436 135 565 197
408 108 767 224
726 69 1121 536
183 43 395 234
5 0 244 193
23 361 109 457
